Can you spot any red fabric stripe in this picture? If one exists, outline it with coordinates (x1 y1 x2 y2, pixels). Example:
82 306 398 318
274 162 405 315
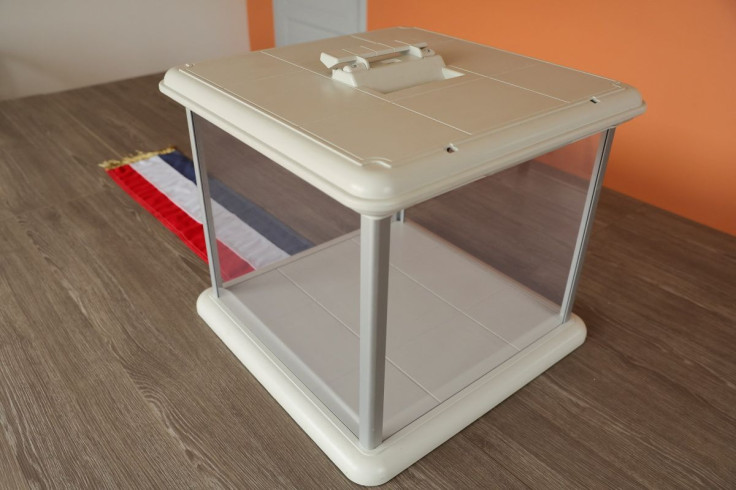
107 164 254 281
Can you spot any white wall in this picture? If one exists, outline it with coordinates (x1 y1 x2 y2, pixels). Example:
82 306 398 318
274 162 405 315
273 0 366 46
0 0 249 100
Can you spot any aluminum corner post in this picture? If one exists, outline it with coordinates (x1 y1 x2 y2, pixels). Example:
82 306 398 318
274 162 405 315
359 214 392 449
560 128 616 322
187 109 223 297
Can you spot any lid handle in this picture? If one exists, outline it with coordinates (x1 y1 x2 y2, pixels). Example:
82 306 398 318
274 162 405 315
320 43 434 72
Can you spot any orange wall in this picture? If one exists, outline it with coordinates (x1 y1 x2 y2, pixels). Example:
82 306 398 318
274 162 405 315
248 1 736 235
246 0 274 50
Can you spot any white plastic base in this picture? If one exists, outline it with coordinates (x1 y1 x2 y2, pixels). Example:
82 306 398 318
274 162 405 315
197 289 586 486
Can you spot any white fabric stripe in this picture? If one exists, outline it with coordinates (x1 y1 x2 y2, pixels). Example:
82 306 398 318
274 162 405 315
132 156 289 268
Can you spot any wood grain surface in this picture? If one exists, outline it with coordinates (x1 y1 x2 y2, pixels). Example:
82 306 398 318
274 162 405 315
0 74 733 489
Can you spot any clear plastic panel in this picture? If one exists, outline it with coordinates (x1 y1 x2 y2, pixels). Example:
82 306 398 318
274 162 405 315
191 113 359 284
408 133 601 305
191 111 601 439
388 133 602 407
191 113 364 435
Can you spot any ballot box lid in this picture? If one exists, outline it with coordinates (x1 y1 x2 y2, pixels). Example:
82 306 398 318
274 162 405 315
160 27 645 216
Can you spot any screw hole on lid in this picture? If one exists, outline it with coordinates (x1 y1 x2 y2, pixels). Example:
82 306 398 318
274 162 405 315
446 144 458 153
590 97 600 104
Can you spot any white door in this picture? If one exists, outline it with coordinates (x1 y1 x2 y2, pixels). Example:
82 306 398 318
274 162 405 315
273 0 367 46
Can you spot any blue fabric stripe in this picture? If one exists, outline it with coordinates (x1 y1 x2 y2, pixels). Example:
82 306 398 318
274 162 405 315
159 151 313 255
160 150 197 182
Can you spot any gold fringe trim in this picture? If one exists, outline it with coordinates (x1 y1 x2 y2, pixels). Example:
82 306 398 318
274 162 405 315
99 146 177 170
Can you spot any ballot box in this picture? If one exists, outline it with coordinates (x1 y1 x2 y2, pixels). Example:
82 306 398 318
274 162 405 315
160 27 645 485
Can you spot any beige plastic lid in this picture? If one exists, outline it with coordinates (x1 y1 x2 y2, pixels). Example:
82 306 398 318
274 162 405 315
160 27 645 216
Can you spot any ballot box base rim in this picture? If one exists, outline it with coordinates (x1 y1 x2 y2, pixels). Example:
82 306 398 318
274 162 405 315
197 288 585 486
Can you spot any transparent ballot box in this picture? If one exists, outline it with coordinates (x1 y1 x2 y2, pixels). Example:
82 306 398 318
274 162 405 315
162 27 645 486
